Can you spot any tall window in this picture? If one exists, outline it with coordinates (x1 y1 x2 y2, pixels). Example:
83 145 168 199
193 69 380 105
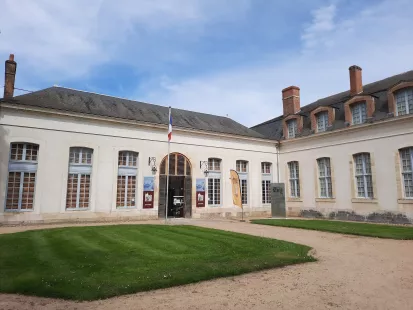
117 151 138 208
288 161 300 198
261 162 272 204
208 158 221 206
317 158 332 198
395 88 413 116
236 160 248 204
399 147 413 198
353 153 373 198
287 119 298 138
317 112 329 132
66 147 93 209
351 102 367 125
6 143 39 210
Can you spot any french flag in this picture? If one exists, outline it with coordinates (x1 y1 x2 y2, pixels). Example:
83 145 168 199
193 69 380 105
168 107 172 141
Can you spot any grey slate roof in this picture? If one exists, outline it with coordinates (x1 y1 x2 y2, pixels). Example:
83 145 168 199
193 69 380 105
251 69 413 140
1 86 266 139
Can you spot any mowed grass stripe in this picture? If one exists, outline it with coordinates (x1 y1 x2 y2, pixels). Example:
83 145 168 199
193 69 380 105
251 219 413 239
0 225 314 300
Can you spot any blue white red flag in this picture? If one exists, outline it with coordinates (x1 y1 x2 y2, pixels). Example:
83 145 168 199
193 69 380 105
168 107 172 141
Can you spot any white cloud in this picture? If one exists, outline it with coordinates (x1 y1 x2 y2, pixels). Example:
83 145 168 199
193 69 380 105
142 0 413 126
0 0 250 79
301 3 337 50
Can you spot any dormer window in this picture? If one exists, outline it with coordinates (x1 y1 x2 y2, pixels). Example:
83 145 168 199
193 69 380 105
395 88 413 116
287 119 298 138
316 111 329 132
351 101 367 125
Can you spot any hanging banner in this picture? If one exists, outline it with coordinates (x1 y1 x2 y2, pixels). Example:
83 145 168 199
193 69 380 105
143 176 155 209
230 170 242 208
196 178 205 207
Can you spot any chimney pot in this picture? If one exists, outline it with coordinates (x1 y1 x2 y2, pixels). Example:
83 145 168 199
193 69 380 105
349 65 363 96
4 54 17 99
282 86 300 116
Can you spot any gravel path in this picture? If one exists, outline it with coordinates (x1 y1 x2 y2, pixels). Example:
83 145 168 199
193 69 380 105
1 219 412 310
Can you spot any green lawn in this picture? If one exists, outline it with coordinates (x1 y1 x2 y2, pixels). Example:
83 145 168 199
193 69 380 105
0 225 314 300
251 219 413 239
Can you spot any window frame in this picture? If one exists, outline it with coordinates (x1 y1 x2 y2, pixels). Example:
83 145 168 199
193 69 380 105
208 158 222 206
288 161 300 198
353 153 374 199
399 147 413 199
395 88 413 116
261 162 272 204
208 158 221 172
316 111 329 132
66 147 94 210
287 119 298 138
116 151 139 209
236 160 249 205
351 101 367 125
317 158 333 198
5 143 39 212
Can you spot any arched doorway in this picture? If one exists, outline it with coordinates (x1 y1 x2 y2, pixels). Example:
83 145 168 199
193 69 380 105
158 153 192 219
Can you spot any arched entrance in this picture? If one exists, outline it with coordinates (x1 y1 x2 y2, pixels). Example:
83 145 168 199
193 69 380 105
158 153 192 219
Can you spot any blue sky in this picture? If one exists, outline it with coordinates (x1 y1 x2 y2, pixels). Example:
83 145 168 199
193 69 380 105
1 0 413 126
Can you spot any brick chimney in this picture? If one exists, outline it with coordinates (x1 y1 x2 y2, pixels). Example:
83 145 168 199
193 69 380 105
282 86 300 116
349 65 362 96
4 54 17 99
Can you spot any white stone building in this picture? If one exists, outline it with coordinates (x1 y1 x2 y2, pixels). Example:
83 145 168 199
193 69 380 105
1 55 412 224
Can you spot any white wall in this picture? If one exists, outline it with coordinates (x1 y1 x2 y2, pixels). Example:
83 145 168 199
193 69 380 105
0 107 278 223
279 115 413 219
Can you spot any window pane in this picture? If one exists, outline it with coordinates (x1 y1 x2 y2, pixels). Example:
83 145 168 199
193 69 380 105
208 158 221 172
287 119 297 138
351 102 367 124
78 174 91 208
317 112 328 132
241 179 248 204
262 180 271 204
66 174 79 209
169 154 176 175
400 148 413 198
25 144 39 161
20 172 35 210
403 172 413 197
70 147 93 165
10 143 24 161
6 172 21 210
208 178 221 205
117 175 126 207
236 161 248 173
177 154 185 175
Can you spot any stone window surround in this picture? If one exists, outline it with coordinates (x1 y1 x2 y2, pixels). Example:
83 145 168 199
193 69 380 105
309 106 335 132
314 157 336 202
285 161 302 202
344 95 375 125
395 146 413 207
349 152 378 204
282 114 303 139
387 82 413 116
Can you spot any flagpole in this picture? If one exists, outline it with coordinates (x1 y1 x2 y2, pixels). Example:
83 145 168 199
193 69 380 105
165 106 171 223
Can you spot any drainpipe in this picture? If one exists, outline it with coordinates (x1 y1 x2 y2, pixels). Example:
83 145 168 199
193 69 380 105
276 140 281 183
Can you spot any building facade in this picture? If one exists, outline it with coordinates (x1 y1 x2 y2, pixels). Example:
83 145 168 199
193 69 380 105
1 55 412 224
0 55 277 224
252 66 413 223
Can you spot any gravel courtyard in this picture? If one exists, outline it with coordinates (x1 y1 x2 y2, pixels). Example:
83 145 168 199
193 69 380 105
0 219 412 310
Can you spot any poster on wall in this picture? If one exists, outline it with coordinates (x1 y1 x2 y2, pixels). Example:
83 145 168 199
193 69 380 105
143 176 155 209
196 178 205 207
